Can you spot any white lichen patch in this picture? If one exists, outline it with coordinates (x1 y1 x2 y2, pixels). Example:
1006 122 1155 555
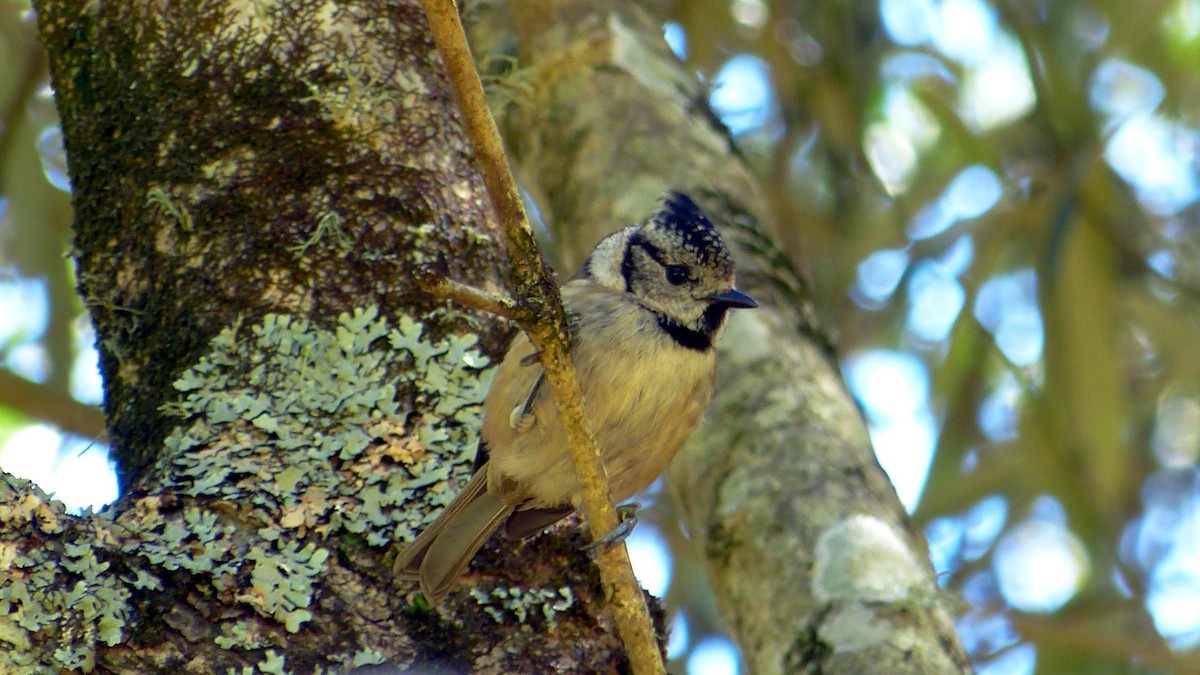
818 601 925 657
817 602 891 652
812 514 926 605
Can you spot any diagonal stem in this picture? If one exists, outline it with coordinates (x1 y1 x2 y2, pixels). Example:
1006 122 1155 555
418 1 665 672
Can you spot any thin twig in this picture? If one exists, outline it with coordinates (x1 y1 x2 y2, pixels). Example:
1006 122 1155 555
418 275 521 321
419 1 665 672
0 370 106 441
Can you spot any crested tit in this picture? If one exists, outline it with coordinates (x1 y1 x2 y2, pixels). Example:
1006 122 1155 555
395 192 757 605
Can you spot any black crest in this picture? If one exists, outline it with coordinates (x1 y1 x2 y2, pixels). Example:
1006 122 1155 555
654 191 732 269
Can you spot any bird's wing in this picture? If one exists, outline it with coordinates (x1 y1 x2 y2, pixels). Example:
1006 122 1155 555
501 505 576 540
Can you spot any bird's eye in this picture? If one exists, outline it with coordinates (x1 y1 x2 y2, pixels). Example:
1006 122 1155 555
665 264 690 285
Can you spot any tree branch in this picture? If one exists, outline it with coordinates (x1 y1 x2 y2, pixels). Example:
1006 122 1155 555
419 0 665 672
416 275 521 321
0 370 106 441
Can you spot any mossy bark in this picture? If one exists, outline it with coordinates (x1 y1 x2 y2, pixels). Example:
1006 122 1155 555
40 1 502 492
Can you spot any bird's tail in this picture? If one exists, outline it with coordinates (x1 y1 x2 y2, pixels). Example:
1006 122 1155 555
393 468 513 606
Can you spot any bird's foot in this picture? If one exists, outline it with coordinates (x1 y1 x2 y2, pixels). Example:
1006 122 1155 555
509 373 545 433
583 502 640 552
508 405 536 433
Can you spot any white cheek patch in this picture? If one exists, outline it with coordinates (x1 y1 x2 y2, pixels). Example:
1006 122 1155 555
582 228 634 292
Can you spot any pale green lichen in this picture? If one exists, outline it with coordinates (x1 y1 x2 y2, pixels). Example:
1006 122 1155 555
0 474 65 535
134 506 238 577
0 306 493 671
0 615 31 655
300 56 394 133
288 211 350 257
158 305 492 546
146 185 194 232
153 305 490 653
257 649 287 675
351 648 386 667
0 476 133 673
245 541 328 632
124 568 163 592
213 620 269 651
223 648 292 675
470 586 574 626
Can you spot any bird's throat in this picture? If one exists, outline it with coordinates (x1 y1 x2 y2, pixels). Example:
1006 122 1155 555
654 304 727 351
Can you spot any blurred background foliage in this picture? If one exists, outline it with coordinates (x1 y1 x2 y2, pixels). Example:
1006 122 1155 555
1 0 1198 673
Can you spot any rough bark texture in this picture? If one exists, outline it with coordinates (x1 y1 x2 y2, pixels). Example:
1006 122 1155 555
6 1 648 672
487 1 972 672
45 0 502 492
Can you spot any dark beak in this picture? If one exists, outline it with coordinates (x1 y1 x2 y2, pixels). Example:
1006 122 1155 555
710 288 758 309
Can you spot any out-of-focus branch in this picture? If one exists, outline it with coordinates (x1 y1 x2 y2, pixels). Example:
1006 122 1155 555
0 39 45 185
0 370 105 440
419 1 665 671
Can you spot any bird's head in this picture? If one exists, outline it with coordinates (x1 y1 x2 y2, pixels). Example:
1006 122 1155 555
581 192 757 349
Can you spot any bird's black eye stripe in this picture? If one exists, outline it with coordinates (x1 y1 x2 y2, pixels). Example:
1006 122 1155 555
633 236 668 266
623 232 656 293
630 236 691 285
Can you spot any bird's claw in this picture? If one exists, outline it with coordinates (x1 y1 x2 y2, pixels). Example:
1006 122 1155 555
509 405 536 433
583 502 640 552
509 373 545 433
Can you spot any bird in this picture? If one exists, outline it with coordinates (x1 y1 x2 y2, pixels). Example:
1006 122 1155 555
394 191 757 605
